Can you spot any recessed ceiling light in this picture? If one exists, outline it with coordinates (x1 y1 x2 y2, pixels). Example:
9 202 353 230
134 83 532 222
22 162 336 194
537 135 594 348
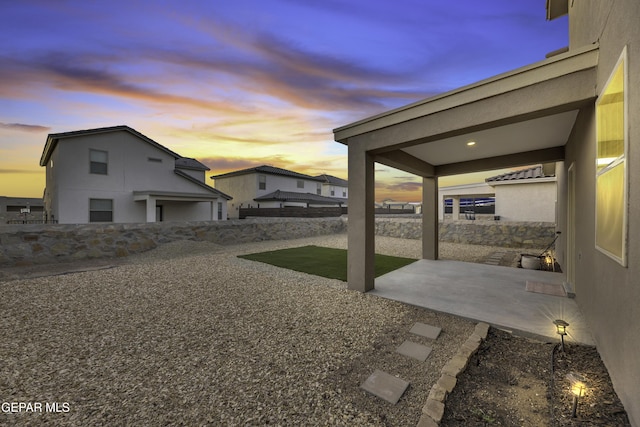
467 141 476 147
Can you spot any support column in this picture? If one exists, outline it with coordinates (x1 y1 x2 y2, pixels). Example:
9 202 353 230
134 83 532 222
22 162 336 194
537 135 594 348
452 196 460 221
348 146 375 292
422 176 439 260
145 196 156 223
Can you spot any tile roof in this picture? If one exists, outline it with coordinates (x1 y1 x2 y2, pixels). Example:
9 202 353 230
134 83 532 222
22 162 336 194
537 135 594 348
316 174 348 186
254 190 345 205
485 165 550 183
211 165 324 181
174 170 232 199
175 157 210 171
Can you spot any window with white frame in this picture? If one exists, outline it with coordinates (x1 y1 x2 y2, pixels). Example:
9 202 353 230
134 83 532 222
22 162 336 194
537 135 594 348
595 47 627 266
89 198 113 222
89 149 108 174
330 186 335 196
258 174 266 190
316 183 321 195
297 180 304 189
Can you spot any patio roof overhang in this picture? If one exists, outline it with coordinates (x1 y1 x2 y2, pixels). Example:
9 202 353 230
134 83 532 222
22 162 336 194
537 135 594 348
133 191 220 202
334 44 599 177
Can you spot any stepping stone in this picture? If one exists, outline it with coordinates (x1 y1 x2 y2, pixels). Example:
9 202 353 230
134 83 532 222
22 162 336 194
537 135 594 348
360 370 409 404
396 340 433 361
410 322 442 340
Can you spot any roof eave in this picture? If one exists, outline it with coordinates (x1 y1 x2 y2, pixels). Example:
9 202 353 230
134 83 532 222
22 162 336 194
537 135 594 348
334 43 599 143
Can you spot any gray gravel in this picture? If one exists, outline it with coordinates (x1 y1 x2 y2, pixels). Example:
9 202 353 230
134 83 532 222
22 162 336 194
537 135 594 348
0 235 495 426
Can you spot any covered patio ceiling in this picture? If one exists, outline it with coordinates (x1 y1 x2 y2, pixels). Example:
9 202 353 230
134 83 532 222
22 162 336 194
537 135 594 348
334 44 599 177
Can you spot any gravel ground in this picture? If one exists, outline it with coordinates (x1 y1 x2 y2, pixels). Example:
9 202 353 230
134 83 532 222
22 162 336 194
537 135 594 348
1 235 514 426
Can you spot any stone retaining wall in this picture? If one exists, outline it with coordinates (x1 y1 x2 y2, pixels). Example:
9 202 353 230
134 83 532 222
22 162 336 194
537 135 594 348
375 217 556 248
0 216 555 267
0 218 346 267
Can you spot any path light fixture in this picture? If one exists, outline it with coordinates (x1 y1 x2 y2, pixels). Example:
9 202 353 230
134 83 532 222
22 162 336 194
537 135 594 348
566 372 587 418
553 319 569 351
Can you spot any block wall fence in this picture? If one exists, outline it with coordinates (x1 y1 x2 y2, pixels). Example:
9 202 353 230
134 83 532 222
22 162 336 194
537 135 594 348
0 217 556 267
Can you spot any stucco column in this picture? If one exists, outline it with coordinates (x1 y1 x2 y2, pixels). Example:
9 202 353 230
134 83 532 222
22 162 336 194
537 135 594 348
452 196 460 221
422 176 439 260
145 196 156 223
348 146 375 292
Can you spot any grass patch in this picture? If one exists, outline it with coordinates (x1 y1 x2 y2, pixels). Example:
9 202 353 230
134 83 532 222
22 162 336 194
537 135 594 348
238 245 416 281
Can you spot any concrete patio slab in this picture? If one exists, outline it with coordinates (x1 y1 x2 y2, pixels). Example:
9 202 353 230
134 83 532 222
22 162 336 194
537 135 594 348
360 370 410 404
397 340 433 361
409 322 442 340
373 259 594 345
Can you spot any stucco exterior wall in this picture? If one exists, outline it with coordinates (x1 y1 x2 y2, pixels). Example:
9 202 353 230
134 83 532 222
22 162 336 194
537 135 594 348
214 173 323 219
214 174 256 219
46 130 224 224
565 1 640 424
493 181 556 222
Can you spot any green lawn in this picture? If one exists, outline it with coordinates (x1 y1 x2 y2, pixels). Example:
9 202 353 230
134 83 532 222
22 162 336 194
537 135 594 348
238 245 416 281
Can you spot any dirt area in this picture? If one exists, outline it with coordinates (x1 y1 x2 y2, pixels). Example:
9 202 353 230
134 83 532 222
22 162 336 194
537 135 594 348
441 328 631 426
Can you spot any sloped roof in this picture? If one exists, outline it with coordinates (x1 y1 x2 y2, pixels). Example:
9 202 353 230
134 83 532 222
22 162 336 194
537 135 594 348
174 170 232 200
175 157 210 171
211 165 324 182
316 174 348 186
254 190 345 205
485 165 551 183
40 125 180 166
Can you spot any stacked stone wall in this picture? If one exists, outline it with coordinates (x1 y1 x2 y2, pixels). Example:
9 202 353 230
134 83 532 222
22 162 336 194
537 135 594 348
0 216 555 267
374 217 556 248
0 218 346 267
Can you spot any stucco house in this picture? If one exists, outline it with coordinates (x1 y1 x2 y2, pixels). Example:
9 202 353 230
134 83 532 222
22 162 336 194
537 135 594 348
334 1 639 423
440 164 558 222
0 196 45 224
316 174 349 202
39 126 231 224
211 165 345 219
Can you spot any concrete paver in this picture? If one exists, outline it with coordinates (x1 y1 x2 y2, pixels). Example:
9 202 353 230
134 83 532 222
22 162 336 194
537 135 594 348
409 322 442 340
360 370 410 405
396 340 433 361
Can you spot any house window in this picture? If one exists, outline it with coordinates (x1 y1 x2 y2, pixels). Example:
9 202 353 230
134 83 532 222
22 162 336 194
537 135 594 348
330 186 335 196
297 180 304 189
90 149 108 175
343 190 347 197
148 157 162 163
595 47 627 266
258 175 266 190
317 183 321 195
89 198 113 222
217 202 223 220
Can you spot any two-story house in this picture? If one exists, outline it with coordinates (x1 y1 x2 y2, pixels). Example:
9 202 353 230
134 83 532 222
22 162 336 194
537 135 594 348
316 174 348 204
211 165 345 219
39 125 231 224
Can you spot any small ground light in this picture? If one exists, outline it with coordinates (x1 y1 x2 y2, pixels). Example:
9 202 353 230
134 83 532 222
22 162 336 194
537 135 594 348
567 372 587 418
553 319 569 351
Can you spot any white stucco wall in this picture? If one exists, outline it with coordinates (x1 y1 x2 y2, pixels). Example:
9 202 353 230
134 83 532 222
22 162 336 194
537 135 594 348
321 183 348 200
493 180 556 222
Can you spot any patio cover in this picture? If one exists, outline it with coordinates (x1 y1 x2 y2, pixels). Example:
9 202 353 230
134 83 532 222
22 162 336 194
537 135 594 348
333 44 599 292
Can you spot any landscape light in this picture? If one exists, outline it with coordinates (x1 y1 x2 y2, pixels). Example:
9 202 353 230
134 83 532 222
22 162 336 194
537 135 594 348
566 372 587 418
553 319 569 351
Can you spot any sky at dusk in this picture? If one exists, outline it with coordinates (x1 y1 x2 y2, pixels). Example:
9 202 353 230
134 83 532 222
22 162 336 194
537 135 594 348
0 0 568 201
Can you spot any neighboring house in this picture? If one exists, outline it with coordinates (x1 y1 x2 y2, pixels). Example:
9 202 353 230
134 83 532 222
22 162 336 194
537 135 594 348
39 126 231 224
439 164 557 222
334 1 640 423
316 174 349 203
211 165 345 219
0 196 45 223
